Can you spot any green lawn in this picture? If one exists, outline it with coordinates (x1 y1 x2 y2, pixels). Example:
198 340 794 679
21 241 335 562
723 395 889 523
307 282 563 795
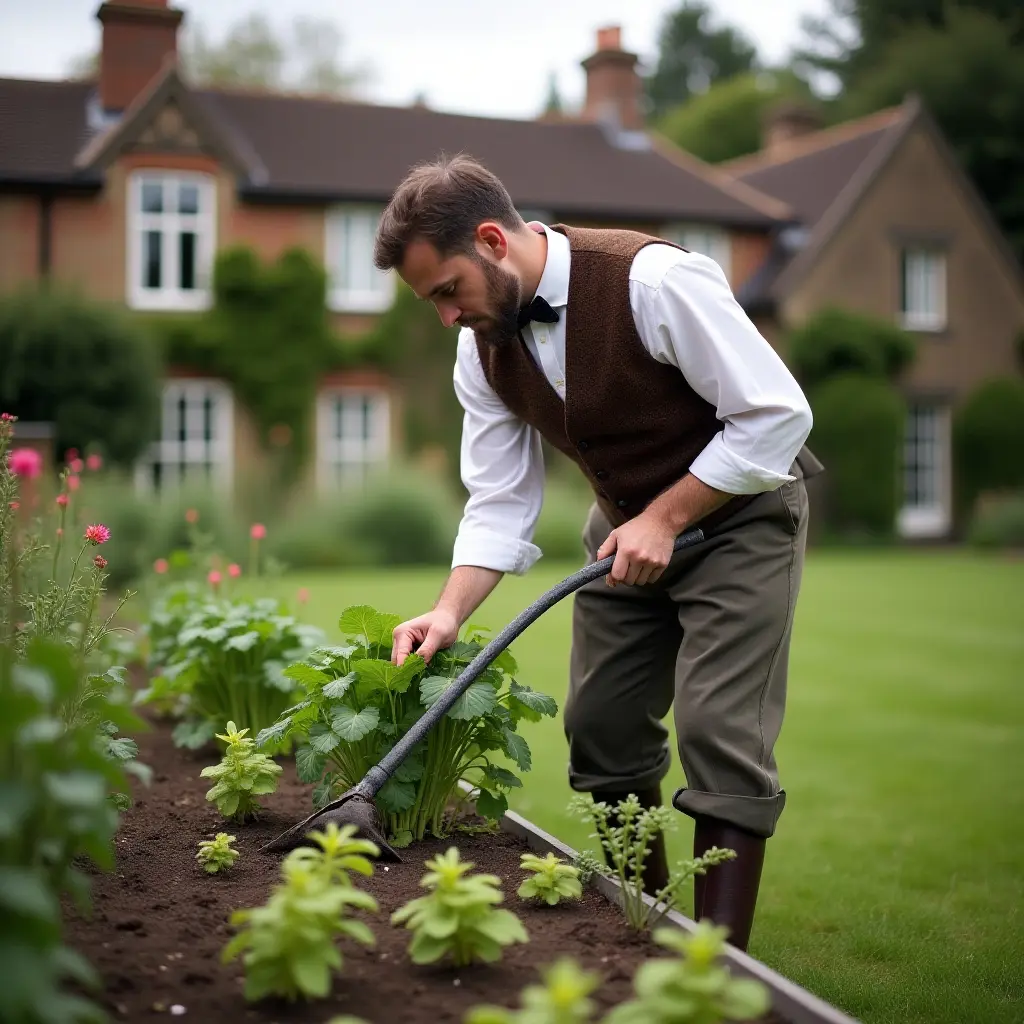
252 551 1024 1024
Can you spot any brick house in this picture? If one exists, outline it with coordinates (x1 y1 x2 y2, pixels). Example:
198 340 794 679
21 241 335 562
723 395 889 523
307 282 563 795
723 101 1024 538
1 0 1021 539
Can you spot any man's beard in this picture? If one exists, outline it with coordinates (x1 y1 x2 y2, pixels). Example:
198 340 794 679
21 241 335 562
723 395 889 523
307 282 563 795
463 257 522 347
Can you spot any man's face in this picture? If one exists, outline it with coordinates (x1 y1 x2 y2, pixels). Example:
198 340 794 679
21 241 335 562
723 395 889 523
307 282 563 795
399 234 522 346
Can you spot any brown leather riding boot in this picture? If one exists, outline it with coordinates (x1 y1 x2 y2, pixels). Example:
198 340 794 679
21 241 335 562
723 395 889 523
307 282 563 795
591 785 670 898
692 814 766 952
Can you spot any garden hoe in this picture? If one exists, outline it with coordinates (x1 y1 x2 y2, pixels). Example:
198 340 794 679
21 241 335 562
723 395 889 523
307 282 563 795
260 526 707 862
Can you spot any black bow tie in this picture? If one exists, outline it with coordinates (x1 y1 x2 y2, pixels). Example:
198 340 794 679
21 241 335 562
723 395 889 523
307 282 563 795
517 295 559 330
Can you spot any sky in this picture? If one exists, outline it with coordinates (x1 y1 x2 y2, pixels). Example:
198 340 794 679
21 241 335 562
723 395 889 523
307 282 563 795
0 0 835 119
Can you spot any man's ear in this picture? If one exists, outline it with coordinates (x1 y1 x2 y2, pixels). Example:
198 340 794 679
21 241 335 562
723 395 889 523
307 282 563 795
475 221 509 260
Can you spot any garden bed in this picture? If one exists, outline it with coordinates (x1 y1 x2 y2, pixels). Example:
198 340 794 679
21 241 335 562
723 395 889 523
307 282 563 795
62 712 855 1024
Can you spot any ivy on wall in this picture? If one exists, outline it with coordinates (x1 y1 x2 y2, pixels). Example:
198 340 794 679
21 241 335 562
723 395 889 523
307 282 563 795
138 245 472 490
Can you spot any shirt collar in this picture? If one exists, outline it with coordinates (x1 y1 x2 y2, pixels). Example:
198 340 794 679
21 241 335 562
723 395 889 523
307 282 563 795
529 222 570 310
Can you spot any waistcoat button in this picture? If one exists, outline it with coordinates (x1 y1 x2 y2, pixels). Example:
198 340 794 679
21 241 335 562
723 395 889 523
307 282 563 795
595 470 609 481
577 440 589 452
616 499 628 509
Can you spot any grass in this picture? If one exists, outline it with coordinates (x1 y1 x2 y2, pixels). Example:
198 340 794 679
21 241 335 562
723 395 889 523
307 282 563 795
246 550 1024 1024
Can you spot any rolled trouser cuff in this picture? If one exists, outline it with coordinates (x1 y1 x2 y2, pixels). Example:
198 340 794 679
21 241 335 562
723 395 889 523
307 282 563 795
672 786 786 839
567 749 671 797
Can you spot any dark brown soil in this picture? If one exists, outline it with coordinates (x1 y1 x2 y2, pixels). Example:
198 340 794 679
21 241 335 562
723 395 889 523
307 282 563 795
63 712 789 1024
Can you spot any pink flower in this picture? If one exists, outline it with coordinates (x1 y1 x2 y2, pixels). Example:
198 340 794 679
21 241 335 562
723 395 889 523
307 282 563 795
93 555 107 569
56 527 63 537
208 570 222 587
154 558 169 574
185 508 199 524
297 587 310 605
84 523 110 545
70 458 84 474
56 493 69 507
67 475 80 492
86 454 103 471
65 448 79 462
7 448 42 479
227 563 241 578
1 413 15 422
9 501 19 511
249 523 266 540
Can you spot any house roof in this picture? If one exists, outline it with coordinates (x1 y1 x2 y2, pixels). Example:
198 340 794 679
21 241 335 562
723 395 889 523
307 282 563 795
726 101 919 309
0 77 96 185
0 72 785 228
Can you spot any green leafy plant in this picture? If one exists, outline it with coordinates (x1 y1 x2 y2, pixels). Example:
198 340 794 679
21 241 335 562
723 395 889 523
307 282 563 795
571 850 603 888
391 847 528 967
196 832 240 874
466 957 601 1024
517 853 583 906
257 605 557 846
286 822 380 889
604 921 771 1024
136 597 325 750
569 795 736 931
200 721 283 822
222 842 379 1002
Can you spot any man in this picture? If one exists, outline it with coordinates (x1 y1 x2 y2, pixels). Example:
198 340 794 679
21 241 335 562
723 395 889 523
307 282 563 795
374 153 820 953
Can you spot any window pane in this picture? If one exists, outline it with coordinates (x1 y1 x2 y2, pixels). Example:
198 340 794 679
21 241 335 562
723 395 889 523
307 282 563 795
141 181 163 213
144 230 162 289
180 232 196 290
178 183 199 215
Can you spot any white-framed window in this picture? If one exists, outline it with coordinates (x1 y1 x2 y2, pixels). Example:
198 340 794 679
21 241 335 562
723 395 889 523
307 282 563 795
316 388 391 490
897 402 951 538
127 171 216 311
661 224 732 282
325 206 395 312
900 248 946 331
135 378 234 492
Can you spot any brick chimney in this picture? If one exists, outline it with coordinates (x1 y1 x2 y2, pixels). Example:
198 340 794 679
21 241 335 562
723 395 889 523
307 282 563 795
97 0 184 113
762 100 823 154
581 25 644 131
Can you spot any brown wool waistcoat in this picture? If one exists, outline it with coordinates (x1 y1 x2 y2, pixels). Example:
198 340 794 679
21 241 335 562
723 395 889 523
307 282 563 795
475 223 767 534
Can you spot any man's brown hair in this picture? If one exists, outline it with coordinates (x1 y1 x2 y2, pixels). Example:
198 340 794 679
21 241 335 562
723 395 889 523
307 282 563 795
373 153 523 272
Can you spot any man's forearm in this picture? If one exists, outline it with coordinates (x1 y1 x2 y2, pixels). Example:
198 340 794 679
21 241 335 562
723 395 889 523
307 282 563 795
434 565 504 627
644 473 731 534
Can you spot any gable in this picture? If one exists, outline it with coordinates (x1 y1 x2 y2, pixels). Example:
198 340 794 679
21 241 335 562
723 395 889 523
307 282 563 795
130 95 210 157
781 116 1024 317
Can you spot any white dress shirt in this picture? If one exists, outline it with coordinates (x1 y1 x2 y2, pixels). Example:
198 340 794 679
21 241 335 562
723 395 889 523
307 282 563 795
451 223 813 575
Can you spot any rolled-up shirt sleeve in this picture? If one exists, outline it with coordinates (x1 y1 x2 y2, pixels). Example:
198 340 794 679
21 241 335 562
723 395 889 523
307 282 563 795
630 249 813 494
450 329 545 574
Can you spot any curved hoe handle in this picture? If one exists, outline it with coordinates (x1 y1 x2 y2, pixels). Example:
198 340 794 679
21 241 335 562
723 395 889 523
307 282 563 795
360 527 706 798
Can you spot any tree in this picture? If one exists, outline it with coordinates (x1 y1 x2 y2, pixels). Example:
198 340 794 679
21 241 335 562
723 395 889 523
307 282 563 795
837 8 1024 262
656 69 815 163
643 1 758 118
541 72 564 117
792 0 1023 90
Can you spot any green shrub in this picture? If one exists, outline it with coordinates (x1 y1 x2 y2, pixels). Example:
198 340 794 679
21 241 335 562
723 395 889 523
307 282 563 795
0 285 162 467
953 376 1024 521
788 307 916 390
533 478 591 562
807 373 906 538
967 491 1024 549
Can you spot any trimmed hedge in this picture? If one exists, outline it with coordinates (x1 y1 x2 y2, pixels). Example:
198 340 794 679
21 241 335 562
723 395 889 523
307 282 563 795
0 285 162 466
952 376 1024 520
807 373 906 538
788 307 915 391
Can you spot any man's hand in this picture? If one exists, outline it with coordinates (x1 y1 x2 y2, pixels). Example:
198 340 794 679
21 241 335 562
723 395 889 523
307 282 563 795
596 510 677 588
391 608 459 666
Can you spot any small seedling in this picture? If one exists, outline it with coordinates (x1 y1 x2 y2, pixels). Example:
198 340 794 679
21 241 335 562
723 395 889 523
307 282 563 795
517 853 583 906
465 957 601 1023
391 847 528 967
200 721 283 822
222 844 378 1002
569 794 736 931
286 822 380 888
196 832 239 874
571 850 603 887
604 921 771 1024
